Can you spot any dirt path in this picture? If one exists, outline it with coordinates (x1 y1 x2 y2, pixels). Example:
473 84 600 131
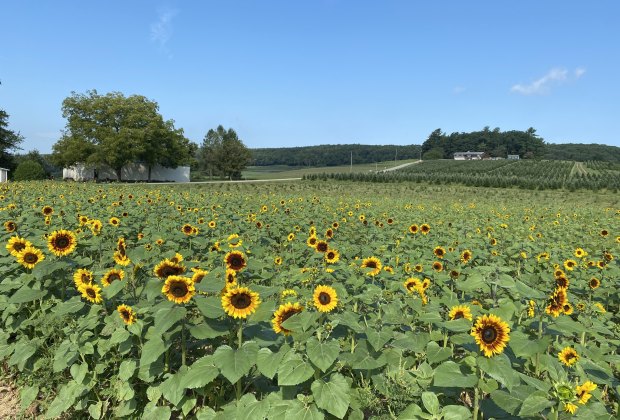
0 381 21 418
380 160 422 172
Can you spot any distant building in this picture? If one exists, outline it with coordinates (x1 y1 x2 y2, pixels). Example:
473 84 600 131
507 154 520 160
0 168 8 182
454 151 484 160
63 163 190 182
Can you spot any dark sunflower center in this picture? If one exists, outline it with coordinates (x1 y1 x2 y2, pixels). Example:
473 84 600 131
109 274 120 282
366 261 377 269
171 283 188 297
327 252 335 259
183 225 192 233
86 288 96 298
162 266 180 276
318 292 331 305
453 311 464 319
229 256 244 269
231 293 251 309
24 253 38 263
280 309 300 323
436 249 444 256
14 243 26 252
481 326 498 344
55 236 70 249
317 243 328 252
120 310 130 320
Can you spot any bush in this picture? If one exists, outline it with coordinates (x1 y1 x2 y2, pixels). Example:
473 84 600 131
13 159 47 180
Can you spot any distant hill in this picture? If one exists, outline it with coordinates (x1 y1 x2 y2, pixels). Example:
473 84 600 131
544 143 620 162
251 144 421 167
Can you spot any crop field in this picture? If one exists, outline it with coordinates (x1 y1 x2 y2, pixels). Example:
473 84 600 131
309 160 620 191
0 180 618 419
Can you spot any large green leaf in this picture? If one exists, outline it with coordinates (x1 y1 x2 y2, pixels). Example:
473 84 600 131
421 392 440 416
477 354 520 391
195 296 225 319
426 341 452 365
433 361 478 388
517 391 554 417
285 401 325 420
213 342 259 384
256 345 289 379
179 357 219 389
306 337 340 372
153 305 186 334
311 373 351 419
366 328 393 351
189 319 230 339
277 351 315 386
9 286 45 304
140 336 166 366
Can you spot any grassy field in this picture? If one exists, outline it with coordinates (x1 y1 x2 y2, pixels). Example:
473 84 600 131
241 158 420 179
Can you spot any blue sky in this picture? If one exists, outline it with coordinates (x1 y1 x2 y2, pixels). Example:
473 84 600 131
1 1 619 153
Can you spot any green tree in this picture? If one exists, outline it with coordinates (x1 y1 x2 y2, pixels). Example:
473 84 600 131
200 125 251 179
13 159 46 180
53 90 191 181
0 109 24 170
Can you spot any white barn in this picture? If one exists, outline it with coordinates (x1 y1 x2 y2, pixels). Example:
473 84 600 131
0 168 8 182
454 151 485 160
63 163 190 182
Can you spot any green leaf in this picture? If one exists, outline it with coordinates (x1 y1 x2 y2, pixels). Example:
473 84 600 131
433 361 478 388
195 296 225 319
189 319 229 339
398 403 424 419
311 373 351 419
426 341 452 365
160 368 186 406
45 381 86 419
213 342 259 384
256 346 289 380
179 357 219 389
54 296 85 316
441 405 471 420
9 340 37 369
102 279 125 299
285 401 325 420
20 385 39 410
88 401 103 419
140 336 166 366
306 338 340 372
118 359 137 381
9 286 45 304
277 352 315 386
366 328 393 351
517 392 554 417
509 332 550 358
142 402 172 420
153 305 186 334
477 354 520 391
421 392 440 416
488 390 522 416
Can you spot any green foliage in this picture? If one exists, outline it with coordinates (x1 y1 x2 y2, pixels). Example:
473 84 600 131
545 143 620 162
197 125 251 179
13 159 47 180
0 108 23 170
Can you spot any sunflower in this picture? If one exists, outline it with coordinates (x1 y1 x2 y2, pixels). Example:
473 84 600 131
162 275 196 304
170 253 184 264
602 251 613 262
448 305 473 321
432 261 444 272
563 259 577 271
78 215 89 225
117 304 137 325
545 288 568 317
414 264 423 272
332 221 339 229
460 249 473 264
563 403 578 414
79 283 103 304
325 228 334 239
42 205 54 216
17 246 45 269
313 285 338 313
181 223 194 235
222 286 261 318
433 246 446 259
224 250 247 272
109 217 120 227
575 381 597 405
225 268 237 287
588 277 600 289
558 347 579 367
420 224 430 234
6 236 31 257
154 259 186 279
73 268 94 289
555 276 569 289
287 233 295 241
272 302 304 335
274 256 282 265
324 249 340 264
562 303 574 315
4 221 16 232
599 229 608 237
88 219 102 235
210 241 220 252
315 240 329 253
527 300 536 318
208 220 216 229
553 268 565 278
361 256 382 276
306 236 318 248
113 251 131 266
227 234 243 248
574 248 587 258
490 238 498 246
404 277 422 293
102 268 125 287
471 314 510 357
191 268 208 283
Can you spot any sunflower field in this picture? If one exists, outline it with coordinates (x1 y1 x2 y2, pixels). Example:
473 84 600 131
0 180 618 419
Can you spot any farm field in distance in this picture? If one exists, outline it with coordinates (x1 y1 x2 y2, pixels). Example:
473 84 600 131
0 180 618 419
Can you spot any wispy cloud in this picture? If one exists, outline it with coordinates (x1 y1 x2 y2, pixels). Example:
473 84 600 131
453 86 466 95
511 67 585 95
150 8 178 56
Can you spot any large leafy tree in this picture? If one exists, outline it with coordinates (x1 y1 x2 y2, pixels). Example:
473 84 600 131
52 90 191 181
199 125 251 179
0 109 24 170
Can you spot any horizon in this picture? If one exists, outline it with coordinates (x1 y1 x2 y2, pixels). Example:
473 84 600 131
1 1 619 153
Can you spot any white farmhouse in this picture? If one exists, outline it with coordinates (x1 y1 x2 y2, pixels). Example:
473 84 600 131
453 151 485 160
63 163 190 182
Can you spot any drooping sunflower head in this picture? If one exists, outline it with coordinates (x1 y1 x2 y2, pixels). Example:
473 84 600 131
545 287 568 317
433 246 446 259
6 236 31 257
162 275 196 304
449 305 473 321
17 246 45 269
575 381 597 405
470 314 510 357
191 268 208 284
313 285 338 313
117 304 137 325
79 283 103 304
224 250 247 272
558 347 579 367
73 268 94 289
272 302 304 335
227 233 243 248
113 250 131 266
102 268 125 287
222 287 261 318
154 259 186 279
361 256 382 276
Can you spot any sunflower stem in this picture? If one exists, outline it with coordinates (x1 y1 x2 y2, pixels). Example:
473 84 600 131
181 318 187 366
235 320 244 401
580 331 586 346
472 384 480 420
